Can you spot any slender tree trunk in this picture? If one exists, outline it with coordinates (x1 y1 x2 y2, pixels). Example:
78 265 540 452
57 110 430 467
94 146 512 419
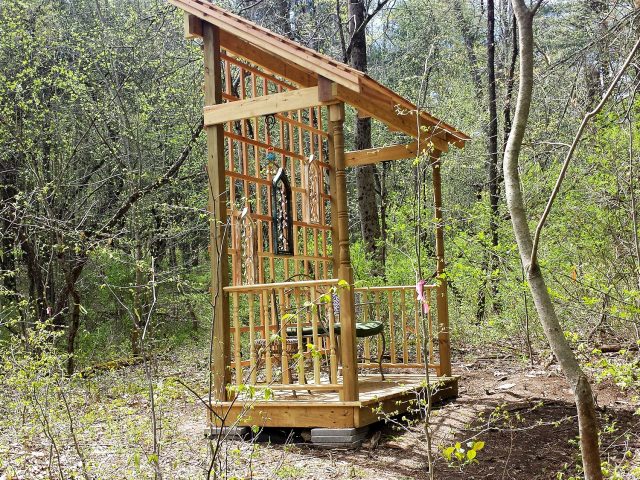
66 284 81 375
454 0 501 320
348 0 383 277
132 239 144 357
504 2 603 479
486 0 500 313
0 170 19 323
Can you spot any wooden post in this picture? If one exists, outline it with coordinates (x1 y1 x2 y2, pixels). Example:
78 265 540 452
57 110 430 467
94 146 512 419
328 103 358 402
203 22 231 402
431 152 451 377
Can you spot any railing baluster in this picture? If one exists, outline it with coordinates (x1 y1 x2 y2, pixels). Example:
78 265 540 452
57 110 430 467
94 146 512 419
376 291 382 362
279 288 290 384
362 290 370 364
248 294 257 384
427 287 434 364
261 290 272 383
294 288 305 385
388 290 395 364
415 295 422 364
233 292 242 385
311 286 321 384
327 297 338 384
401 289 408 364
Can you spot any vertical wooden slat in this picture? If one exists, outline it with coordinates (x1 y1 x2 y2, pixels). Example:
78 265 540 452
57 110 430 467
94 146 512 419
248 293 257 384
401 289 408 364
233 292 242 385
376 291 382 360
261 290 272 383
294 288 305 384
415 296 422 364
363 290 370 364
427 287 434 364
279 288 290 384
327 299 338 384
311 286 321 384
388 290 396 364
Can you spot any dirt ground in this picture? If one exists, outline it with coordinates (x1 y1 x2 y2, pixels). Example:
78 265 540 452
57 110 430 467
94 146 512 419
1 349 639 479
242 356 640 480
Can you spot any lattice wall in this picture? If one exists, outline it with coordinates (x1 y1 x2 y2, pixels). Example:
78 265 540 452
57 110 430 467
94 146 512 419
220 52 335 286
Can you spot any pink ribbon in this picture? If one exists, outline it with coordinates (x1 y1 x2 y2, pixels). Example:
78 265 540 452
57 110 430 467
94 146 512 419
416 279 430 314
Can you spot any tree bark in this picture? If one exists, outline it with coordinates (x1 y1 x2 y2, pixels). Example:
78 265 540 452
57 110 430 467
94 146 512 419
504 2 603 479
348 0 383 277
486 0 500 310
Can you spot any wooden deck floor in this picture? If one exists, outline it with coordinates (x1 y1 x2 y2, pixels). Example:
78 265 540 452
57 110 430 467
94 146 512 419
210 374 458 429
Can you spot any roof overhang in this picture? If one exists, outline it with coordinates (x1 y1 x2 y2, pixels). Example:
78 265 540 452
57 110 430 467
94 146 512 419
172 0 470 150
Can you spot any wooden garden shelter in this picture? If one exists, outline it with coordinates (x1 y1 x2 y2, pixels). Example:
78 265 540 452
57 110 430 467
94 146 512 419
172 0 470 431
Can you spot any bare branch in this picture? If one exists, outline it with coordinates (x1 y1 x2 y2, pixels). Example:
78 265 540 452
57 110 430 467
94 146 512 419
530 36 640 268
98 117 204 236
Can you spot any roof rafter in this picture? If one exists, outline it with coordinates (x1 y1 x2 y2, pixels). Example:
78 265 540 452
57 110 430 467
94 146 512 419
174 2 470 149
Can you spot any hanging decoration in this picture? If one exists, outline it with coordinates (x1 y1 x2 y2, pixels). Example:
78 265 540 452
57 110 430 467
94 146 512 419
263 114 279 176
237 206 258 285
272 164 294 255
306 155 321 224
262 112 294 255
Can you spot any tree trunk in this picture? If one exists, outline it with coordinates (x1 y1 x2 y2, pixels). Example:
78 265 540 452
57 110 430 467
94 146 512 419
0 169 19 328
504 2 603 479
131 240 144 357
454 0 501 320
486 0 501 314
348 0 383 277
66 283 81 376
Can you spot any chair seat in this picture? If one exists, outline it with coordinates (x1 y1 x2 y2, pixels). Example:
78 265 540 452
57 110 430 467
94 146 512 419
285 320 384 338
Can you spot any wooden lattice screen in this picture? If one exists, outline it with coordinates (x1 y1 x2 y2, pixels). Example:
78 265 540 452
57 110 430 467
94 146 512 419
220 52 334 286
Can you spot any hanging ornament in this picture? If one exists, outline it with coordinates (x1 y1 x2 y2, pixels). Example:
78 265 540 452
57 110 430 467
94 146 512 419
263 114 279 175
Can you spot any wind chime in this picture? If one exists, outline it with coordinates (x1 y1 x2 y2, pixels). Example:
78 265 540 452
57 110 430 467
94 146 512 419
264 114 294 256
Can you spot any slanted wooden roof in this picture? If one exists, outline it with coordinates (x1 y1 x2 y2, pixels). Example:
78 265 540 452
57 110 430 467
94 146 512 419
171 0 470 150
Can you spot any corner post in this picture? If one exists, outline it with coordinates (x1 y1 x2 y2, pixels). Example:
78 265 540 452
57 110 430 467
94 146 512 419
431 152 451 377
203 22 231 402
329 103 358 402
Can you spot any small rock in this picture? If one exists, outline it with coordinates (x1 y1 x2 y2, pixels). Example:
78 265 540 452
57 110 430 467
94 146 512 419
496 383 516 390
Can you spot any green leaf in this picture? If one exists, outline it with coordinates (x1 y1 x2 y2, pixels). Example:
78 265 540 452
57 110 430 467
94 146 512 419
443 446 454 461
466 449 477 461
472 441 485 451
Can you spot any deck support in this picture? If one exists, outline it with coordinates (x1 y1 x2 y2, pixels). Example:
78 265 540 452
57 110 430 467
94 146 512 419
329 103 358 402
431 152 451 377
310 427 369 448
203 22 231 403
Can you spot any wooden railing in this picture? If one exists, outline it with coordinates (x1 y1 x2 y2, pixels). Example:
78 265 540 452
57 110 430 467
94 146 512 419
223 281 440 399
225 279 343 394
353 285 439 373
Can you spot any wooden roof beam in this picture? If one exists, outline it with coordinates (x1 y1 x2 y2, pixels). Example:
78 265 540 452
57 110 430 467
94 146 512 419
334 84 449 153
184 13 202 39
182 14 316 88
345 141 440 167
218 31 316 88
204 86 339 126
170 0 361 92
